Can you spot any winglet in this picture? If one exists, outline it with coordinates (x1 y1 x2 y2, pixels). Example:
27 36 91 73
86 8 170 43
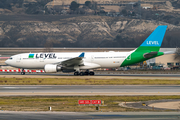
79 52 85 57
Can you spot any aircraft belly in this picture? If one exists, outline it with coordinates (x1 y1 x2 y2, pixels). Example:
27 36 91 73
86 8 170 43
21 62 44 69
19 60 58 69
93 59 124 68
80 62 100 69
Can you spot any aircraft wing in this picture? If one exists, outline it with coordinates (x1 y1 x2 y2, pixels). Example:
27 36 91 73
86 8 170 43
60 52 85 67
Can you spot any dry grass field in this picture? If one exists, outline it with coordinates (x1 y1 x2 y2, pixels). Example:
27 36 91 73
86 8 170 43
0 75 180 85
0 95 179 111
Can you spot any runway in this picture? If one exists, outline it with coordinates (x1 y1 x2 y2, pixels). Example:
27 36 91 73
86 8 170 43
0 111 180 120
1 72 180 78
0 85 180 96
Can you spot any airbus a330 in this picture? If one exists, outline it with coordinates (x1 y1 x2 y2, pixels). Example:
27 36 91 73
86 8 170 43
5 25 172 76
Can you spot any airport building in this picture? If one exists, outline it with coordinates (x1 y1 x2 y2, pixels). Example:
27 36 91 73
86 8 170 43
153 48 178 67
146 48 178 68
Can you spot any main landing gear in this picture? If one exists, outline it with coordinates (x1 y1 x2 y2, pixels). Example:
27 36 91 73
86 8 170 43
21 68 25 75
74 70 95 76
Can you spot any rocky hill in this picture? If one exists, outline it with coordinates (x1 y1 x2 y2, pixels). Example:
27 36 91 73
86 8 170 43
0 15 180 47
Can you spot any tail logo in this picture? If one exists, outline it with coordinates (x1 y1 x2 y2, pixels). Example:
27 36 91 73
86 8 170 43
146 41 159 45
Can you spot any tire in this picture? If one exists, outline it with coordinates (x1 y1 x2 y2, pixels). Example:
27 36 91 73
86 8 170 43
21 72 25 75
84 72 89 75
74 72 79 76
80 72 84 76
89 72 94 75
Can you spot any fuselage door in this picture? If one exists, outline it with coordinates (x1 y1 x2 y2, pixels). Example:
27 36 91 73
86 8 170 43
16 55 21 62
91 55 94 62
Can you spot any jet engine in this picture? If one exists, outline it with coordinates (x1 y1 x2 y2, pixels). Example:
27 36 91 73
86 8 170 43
44 64 62 73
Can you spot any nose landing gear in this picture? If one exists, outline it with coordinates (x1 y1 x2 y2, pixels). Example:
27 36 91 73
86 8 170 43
21 68 25 75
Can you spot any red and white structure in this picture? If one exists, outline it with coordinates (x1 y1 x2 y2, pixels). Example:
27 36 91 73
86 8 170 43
0 69 44 73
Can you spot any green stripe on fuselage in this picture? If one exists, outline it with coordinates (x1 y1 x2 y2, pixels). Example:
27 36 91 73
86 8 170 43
120 46 163 67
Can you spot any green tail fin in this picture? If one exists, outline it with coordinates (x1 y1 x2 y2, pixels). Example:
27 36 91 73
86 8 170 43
120 25 167 67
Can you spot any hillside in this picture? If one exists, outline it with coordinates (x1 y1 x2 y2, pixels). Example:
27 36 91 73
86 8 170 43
0 15 180 48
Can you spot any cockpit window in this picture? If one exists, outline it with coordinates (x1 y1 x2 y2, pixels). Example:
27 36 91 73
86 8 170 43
9 57 13 60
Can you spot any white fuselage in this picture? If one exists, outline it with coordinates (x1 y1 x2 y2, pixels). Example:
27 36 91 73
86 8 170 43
5 51 133 70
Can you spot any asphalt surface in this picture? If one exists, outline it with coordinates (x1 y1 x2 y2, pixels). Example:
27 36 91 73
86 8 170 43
0 85 180 96
125 99 180 110
1 72 180 77
0 111 180 120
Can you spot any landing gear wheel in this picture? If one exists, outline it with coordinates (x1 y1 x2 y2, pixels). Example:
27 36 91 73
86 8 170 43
21 72 25 75
21 68 25 75
80 72 84 76
84 72 89 75
74 72 79 76
89 72 95 75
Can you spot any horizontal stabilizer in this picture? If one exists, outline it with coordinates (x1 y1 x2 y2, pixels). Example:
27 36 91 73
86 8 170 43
143 52 158 58
164 51 175 55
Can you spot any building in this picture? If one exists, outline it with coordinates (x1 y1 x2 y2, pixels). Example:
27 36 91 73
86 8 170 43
156 48 178 67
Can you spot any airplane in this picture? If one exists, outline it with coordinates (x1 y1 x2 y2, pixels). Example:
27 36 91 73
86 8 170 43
5 25 172 76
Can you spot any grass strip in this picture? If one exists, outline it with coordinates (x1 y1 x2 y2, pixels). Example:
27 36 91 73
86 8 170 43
0 96 180 112
0 77 180 85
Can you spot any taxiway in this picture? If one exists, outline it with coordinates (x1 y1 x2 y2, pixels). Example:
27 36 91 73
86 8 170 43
0 85 180 96
1 73 180 78
0 111 179 120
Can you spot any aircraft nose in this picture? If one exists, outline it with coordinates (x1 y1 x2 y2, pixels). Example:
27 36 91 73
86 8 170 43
5 59 9 65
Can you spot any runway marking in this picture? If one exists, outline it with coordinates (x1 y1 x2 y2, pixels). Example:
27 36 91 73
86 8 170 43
2 87 19 89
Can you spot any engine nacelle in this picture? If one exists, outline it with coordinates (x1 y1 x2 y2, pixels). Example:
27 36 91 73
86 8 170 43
44 64 62 73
